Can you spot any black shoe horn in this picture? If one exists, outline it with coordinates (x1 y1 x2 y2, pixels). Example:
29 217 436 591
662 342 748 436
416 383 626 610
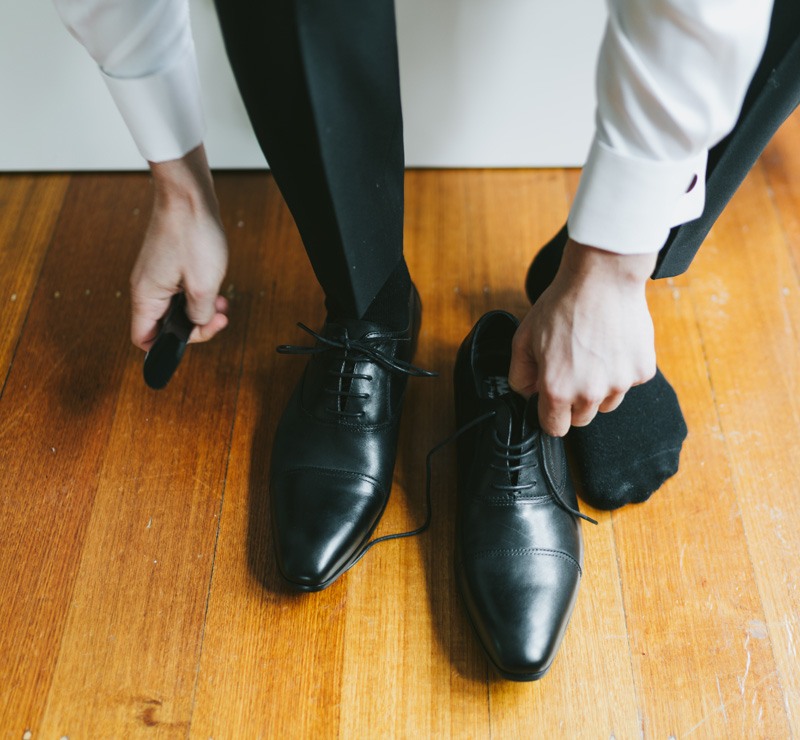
143 292 194 390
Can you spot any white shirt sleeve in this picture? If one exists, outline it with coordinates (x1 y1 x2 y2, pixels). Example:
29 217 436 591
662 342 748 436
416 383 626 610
53 0 205 163
568 0 774 254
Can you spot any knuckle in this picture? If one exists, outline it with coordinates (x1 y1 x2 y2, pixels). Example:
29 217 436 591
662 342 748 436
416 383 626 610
540 375 567 403
545 390 569 408
636 363 656 383
187 285 213 304
578 381 605 406
576 391 599 407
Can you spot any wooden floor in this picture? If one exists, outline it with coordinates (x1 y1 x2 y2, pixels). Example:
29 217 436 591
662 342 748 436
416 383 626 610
1 117 800 739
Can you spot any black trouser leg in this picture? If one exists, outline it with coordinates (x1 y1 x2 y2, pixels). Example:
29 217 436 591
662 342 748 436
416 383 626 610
213 0 405 318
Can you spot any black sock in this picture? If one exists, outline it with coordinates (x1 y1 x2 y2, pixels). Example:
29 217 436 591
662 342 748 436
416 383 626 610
569 368 687 509
526 227 688 510
326 258 411 330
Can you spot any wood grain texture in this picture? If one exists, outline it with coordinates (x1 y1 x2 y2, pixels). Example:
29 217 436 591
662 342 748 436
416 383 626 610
0 174 68 385
2 129 800 736
687 160 800 736
613 282 788 737
37 226 244 734
188 175 353 739
760 113 800 732
0 175 152 733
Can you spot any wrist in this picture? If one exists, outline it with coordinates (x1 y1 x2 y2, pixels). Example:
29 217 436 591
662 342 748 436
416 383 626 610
149 144 218 215
557 238 656 290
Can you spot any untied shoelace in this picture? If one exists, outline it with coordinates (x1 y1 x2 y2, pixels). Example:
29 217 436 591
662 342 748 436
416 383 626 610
276 325 596 574
351 410 597 571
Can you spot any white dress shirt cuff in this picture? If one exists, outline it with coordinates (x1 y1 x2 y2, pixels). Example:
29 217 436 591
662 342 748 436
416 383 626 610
568 136 707 254
101 38 205 163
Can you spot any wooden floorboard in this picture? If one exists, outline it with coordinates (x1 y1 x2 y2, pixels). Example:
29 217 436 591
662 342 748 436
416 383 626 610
615 283 787 737
687 159 800 736
0 174 69 387
0 175 155 729
189 175 354 738
1 120 799 736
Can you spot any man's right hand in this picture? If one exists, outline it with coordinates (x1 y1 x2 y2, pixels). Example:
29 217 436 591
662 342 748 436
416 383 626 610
508 239 657 437
130 144 229 351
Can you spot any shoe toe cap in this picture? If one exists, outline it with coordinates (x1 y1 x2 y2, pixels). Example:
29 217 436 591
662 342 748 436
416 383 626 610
460 551 581 680
272 467 387 589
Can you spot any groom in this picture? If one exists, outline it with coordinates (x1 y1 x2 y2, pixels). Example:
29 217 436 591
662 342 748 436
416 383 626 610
53 0 794 588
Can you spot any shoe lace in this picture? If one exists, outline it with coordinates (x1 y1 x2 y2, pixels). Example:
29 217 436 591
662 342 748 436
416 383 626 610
353 408 595 573
431 410 598 525
347 411 495 568
275 327 595 573
274 321 438 572
489 422 597 523
277 322 438 419
490 431 540 494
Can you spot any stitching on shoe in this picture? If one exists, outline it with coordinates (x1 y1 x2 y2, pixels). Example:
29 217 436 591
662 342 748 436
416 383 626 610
298 399 397 431
278 466 386 494
477 495 553 505
466 547 582 573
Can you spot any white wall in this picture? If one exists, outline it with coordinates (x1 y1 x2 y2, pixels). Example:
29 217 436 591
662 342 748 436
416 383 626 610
0 0 606 170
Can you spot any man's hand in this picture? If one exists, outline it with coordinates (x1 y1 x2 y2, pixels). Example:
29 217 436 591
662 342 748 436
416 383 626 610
130 144 229 351
509 239 657 437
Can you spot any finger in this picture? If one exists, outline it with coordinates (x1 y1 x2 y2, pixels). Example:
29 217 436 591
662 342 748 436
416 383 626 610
538 392 572 437
215 295 230 315
571 400 601 428
188 311 229 344
631 372 654 388
131 293 172 352
631 362 657 387
184 286 218 326
508 345 539 399
598 391 626 414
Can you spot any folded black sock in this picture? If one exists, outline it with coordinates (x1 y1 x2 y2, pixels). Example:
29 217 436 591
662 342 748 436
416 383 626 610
325 257 411 331
568 368 687 509
526 227 688 510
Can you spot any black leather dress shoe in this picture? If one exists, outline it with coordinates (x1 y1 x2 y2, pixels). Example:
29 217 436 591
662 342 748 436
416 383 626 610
453 310 594 680
271 286 432 591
